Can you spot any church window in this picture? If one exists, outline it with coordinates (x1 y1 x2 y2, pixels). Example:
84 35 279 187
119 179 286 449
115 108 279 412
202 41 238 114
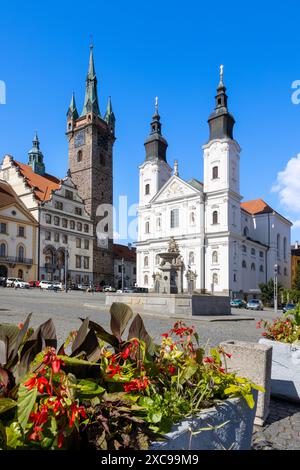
190 212 195 225
45 214 51 224
212 251 218 264
70 220 75 230
243 226 249 237
17 245 25 261
65 190 73 200
145 184 150 195
242 260 247 268
144 275 149 286
75 207 82 216
54 217 60 226
212 211 218 225
144 256 149 267
76 238 82 248
104 223 108 233
251 248 256 255
54 233 60 242
62 218 68 228
62 235 68 244
251 263 256 271
45 231 51 241
170 209 179 228
283 237 287 260
0 242 6 257
189 251 195 265
84 224 89 233
277 234 280 258
259 265 264 272
145 221 150 234
77 150 82 162
77 222 82 231
212 166 218 179
233 273 237 282
242 245 247 253
0 223 7 234
18 226 25 237
259 251 264 258
212 273 218 285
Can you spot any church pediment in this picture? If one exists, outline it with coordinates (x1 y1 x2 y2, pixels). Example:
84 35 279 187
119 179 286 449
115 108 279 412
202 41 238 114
151 176 201 204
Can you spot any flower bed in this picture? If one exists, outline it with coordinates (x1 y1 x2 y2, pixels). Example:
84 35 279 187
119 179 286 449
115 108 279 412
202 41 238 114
257 304 300 402
0 303 262 450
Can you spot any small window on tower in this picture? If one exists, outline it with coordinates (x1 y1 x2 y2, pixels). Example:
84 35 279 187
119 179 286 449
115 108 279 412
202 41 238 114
218 98 222 105
77 150 82 162
145 184 150 195
212 166 219 179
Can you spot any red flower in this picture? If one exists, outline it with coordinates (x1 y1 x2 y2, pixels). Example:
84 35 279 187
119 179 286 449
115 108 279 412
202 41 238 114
43 348 64 373
203 357 214 364
219 367 226 373
68 403 87 428
57 433 64 449
123 376 150 393
28 426 43 442
120 346 131 360
18 322 24 330
161 333 169 338
24 374 52 395
168 365 176 375
225 353 232 359
107 364 122 378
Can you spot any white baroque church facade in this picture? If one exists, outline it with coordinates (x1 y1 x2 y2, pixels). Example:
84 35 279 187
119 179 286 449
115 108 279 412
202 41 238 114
136 70 292 298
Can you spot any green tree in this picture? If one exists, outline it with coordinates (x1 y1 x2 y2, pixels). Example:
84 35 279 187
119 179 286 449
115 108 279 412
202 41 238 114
259 278 282 306
293 262 300 291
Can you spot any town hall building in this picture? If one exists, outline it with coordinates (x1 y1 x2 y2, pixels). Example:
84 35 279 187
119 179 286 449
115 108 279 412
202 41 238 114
136 68 292 298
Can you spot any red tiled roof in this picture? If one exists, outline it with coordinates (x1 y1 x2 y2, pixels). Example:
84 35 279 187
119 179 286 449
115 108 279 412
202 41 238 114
241 199 274 215
113 244 136 262
13 161 61 201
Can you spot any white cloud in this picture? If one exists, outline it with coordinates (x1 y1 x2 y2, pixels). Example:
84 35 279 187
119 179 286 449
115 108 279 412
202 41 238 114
272 153 300 213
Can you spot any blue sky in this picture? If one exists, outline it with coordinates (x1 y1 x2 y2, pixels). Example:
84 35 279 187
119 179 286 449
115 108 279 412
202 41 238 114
1 0 300 243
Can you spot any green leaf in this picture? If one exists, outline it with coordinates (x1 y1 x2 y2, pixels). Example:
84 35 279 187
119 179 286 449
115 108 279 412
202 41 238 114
5 422 24 449
180 364 198 383
224 385 241 395
76 379 105 396
244 393 255 409
59 356 99 367
0 398 17 415
17 381 38 430
110 303 133 341
149 410 162 423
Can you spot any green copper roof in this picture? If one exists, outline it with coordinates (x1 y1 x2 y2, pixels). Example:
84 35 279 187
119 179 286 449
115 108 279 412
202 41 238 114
104 96 115 124
81 45 101 117
28 132 45 176
67 92 79 120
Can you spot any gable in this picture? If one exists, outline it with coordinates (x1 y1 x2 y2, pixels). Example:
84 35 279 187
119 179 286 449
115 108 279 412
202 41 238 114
151 176 201 204
0 203 35 223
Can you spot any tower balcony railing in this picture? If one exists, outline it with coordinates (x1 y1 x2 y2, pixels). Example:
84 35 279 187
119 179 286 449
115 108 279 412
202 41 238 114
0 255 33 265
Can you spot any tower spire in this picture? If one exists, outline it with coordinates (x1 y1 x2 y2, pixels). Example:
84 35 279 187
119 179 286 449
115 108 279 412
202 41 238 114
81 44 100 117
67 92 79 121
28 131 45 175
207 65 235 141
144 97 168 162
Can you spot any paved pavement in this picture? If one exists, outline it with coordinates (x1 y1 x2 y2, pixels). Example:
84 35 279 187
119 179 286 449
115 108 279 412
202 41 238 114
0 287 299 450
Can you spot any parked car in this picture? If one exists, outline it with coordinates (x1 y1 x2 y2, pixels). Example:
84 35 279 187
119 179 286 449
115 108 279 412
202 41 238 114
6 277 19 287
230 299 246 308
94 285 103 292
103 286 116 292
39 280 54 290
135 287 149 293
246 299 264 311
13 278 30 289
283 303 296 314
52 282 63 291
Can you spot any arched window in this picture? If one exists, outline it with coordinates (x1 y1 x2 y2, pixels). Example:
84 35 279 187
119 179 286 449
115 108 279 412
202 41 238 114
277 234 280 258
259 265 264 272
145 184 150 195
0 243 6 257
243 226 249 237
242 245 247 253
212 250 218 264
251 263 256 271
190 212 195 225
212 211 218 225
212 273 218 285
77 150 82 162
18 245 24 261
170 209 179 228
212 166 218 179
18 269 23 279
251 248 256 255
155 254 160 265
144 275 149 286
144 256 149 267
145 221 150 234
242 260 247 268
283 237 287 260
189 251 195 264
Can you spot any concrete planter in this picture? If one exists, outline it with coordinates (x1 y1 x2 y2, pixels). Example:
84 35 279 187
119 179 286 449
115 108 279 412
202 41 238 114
259 338 300 402
151 393 257 450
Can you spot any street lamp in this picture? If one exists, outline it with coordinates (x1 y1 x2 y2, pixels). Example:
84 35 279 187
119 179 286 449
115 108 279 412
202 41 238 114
121 258 124 292
64 248 69 293
274 264 278 316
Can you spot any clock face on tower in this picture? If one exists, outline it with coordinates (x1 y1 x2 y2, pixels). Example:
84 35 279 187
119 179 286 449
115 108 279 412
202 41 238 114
74 130 85 148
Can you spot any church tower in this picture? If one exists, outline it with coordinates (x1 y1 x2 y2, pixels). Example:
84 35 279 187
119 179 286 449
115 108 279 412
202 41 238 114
67 45 115 284
203 66 242 294
138 98 172 208
28 132 45 176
